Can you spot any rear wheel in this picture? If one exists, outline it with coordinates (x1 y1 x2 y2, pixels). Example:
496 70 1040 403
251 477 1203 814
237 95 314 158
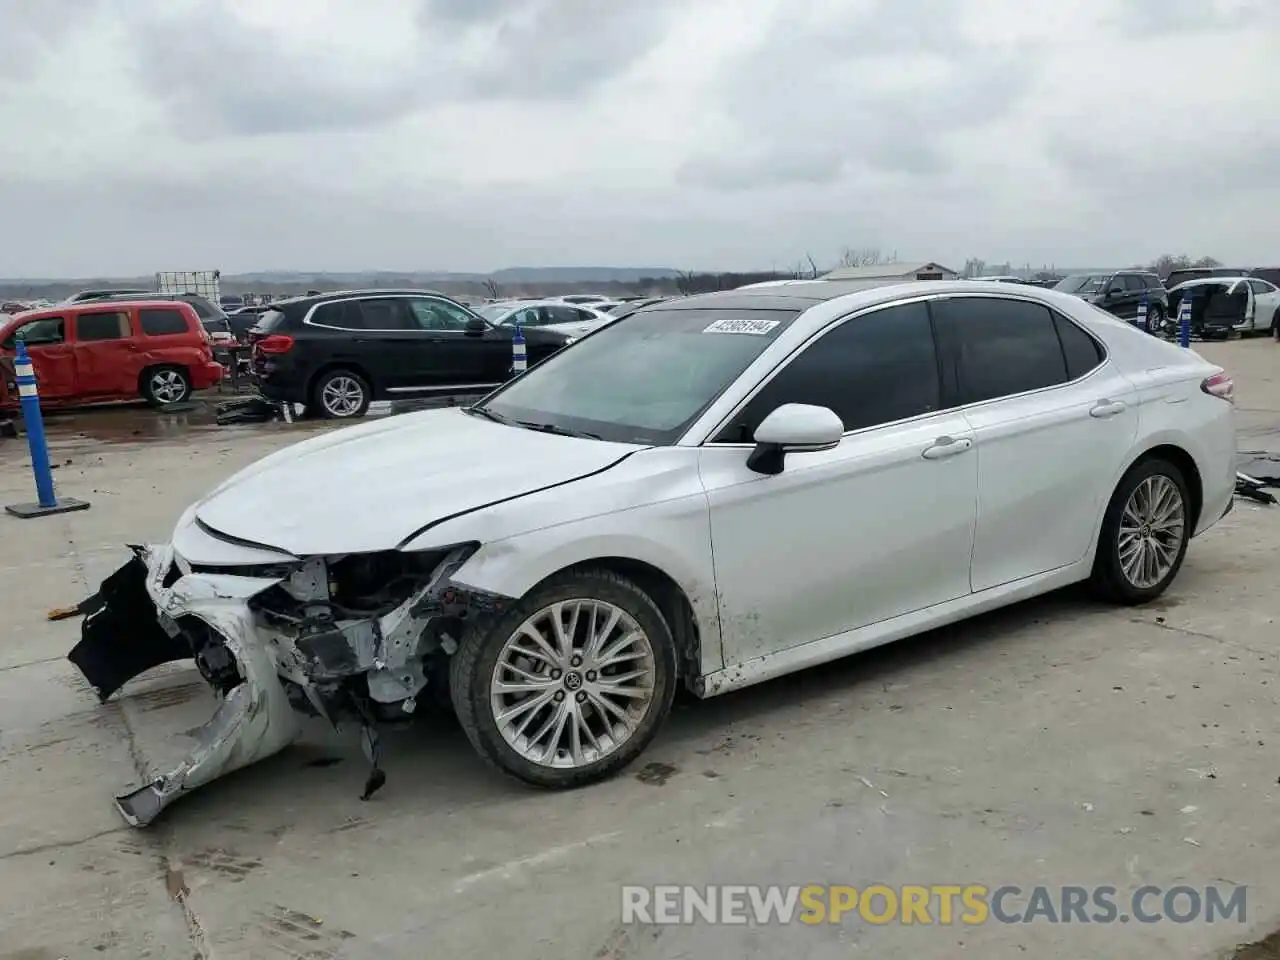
311 368 370 419
1090 458 1191 604
450 569 677 788
1271 310 1280 341
141 366 192 407
1146 304 1164 332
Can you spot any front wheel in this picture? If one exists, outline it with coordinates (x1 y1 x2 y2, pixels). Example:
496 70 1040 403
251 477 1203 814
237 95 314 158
1271 310 1280 342
311 369 370 419
1090 458 1192 604
450 569 678 788
1146 305 1164 332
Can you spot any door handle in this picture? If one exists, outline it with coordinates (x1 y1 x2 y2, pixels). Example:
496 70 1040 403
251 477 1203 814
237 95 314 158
1090 399 1127 418
921 436 972 460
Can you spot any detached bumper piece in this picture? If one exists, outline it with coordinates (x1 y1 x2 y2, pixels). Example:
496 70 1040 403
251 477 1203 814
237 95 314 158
66 546 300 827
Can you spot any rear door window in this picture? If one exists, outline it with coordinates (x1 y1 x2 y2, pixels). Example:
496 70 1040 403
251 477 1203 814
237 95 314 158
932 297 1069 404
76 311 131 341
358 299 412 330
141 308 191 336
1123 275 1146 292
1053 313 1105 380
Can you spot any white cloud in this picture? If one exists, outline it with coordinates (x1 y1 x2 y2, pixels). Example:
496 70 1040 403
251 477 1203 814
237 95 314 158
0 0 1276 276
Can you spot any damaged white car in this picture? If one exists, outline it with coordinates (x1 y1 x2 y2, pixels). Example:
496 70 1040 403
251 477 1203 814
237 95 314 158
67 281 1237 825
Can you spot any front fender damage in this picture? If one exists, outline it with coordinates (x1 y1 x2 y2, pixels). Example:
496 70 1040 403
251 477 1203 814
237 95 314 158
68 545 298 827
64 541 508 827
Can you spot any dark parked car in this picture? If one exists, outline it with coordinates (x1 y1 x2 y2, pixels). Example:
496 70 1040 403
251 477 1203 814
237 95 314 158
1054 271 1168 327
247 289 571 418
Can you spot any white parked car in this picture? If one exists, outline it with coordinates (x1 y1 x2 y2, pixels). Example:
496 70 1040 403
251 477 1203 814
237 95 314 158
475 299 616 338
67 280 1237 825
1166 276 1280 337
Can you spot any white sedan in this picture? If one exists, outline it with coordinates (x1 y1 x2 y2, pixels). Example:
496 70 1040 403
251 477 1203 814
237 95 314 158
1167 276 1280 336
66 280 1237 824
476 299 616 338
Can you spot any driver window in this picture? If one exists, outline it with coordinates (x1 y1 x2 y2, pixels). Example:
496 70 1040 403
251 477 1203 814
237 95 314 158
408 299 468 331
712 301 941 443
3 317 65 349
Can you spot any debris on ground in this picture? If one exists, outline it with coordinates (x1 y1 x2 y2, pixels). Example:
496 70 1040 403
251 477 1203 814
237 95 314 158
214 395 289 426
1236 452 1280 505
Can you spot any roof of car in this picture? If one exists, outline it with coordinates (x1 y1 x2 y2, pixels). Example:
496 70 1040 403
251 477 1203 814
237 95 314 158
268 288 456 312
1169 276 1252 289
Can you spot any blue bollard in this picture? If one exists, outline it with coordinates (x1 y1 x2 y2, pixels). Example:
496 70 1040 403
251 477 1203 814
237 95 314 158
512 322 528 374
4 337 90 519
1177 294 1192 348
1136 294 1149 333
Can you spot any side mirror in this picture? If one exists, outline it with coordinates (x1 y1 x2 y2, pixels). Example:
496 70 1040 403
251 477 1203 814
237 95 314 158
464 318 487 336
746 403 843 475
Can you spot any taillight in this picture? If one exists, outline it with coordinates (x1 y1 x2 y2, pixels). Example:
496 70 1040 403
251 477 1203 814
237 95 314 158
257 334 294 355
1201 371 1234 403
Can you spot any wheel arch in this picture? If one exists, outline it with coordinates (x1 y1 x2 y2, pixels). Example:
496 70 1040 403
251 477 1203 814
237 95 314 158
1111 443 1204 535
446 534 720 685
537 557 703 688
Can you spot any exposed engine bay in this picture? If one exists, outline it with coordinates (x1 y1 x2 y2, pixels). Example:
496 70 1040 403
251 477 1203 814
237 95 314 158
66 541 506 826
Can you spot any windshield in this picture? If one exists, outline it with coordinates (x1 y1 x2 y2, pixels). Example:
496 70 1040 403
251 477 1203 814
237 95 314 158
476 307 800 444
1054 274 1109 294
476 303 514 321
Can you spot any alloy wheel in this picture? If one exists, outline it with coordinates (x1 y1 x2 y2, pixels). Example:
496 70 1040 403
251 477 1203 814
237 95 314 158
489 599 657 769
320 376 365 417
1117 475 1185 589
149 370 187 404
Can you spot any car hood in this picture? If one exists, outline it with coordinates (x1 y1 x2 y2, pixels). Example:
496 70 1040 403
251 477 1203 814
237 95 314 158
192 408 644 556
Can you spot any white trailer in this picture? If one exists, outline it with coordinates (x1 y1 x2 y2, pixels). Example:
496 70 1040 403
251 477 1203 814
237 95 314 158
155 270 222 304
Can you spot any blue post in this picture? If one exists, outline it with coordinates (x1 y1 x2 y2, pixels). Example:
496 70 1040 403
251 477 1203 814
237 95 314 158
1136 294 1149 333
512 322 528 375
1177 293 1192 348
4 337 89 519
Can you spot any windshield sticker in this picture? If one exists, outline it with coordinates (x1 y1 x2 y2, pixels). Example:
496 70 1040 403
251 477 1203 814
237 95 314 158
702 318 781 335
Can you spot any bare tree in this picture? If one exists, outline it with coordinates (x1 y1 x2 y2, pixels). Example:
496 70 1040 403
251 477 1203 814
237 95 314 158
482 277 500 299
1146 254 1223 276
805 252 819 279
675 270 698 296
962 257 986 279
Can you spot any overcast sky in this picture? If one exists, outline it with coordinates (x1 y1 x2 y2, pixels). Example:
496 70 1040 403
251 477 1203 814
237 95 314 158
1 0 1276 277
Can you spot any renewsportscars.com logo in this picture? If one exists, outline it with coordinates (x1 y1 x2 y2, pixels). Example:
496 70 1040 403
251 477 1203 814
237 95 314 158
621 884 1248 926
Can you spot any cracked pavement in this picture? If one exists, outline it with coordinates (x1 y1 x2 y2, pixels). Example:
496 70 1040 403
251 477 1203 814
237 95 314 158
1 340 1279 959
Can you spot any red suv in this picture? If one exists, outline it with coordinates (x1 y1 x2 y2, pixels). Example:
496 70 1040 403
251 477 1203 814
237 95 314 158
0 300 224 410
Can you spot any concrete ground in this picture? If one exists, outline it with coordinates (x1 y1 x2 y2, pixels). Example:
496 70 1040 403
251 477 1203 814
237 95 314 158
1 339 1279 959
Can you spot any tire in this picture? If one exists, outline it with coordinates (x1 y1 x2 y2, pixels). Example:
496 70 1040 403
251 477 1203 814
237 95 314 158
1146 304 1164 332
450 568 678 788
311 368 370 419
141 366 192 407
1090 457 1192 605
1271 311 1280 342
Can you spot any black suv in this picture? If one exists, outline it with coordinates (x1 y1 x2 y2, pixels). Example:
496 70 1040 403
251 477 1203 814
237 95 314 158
1054 271 1168 327
247 289 571 418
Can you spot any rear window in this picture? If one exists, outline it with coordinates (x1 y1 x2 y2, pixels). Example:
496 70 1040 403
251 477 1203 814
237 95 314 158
141 308 191 336
253 309 289 333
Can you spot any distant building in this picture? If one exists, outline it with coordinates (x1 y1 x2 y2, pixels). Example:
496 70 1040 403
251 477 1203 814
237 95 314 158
821 261 958 282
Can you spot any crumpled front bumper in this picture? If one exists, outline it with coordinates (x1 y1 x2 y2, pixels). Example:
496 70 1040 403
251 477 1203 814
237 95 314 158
67 544 300 827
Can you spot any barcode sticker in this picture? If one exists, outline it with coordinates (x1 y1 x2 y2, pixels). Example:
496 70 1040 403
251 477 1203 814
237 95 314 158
702 318 781 335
